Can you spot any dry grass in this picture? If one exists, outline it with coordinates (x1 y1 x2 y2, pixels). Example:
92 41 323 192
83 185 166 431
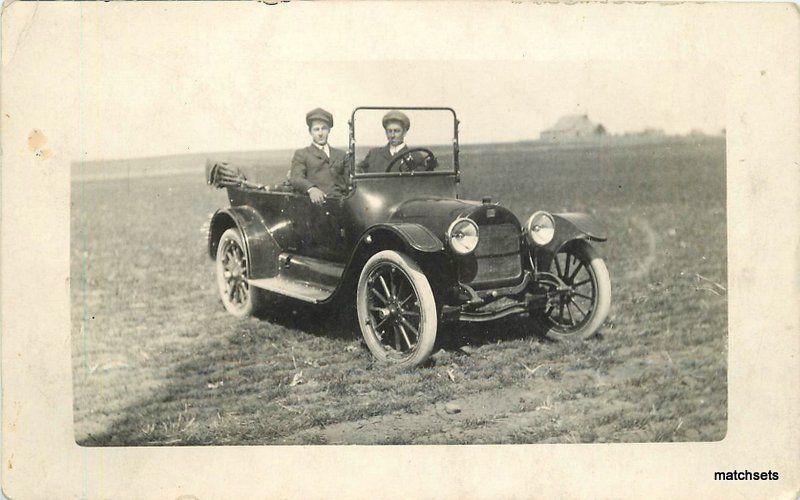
71 138 727 445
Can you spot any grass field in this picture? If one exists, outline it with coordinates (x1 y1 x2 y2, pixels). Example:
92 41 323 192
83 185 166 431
71 137 727 445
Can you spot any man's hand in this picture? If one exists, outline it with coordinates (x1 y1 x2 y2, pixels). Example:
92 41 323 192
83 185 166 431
308 186 326 205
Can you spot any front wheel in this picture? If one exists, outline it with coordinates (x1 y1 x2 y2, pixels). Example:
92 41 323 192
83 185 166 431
356 250 438 367
533 240 611 339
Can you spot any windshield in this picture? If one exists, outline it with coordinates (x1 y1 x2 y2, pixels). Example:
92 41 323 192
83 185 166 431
351 108 457 176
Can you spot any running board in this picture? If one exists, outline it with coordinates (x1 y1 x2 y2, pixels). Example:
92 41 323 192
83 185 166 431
248 254 344 303
247 276 335 303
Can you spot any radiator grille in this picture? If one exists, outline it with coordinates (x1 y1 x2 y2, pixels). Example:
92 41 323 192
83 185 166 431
475 223 520 256
461 222 522 287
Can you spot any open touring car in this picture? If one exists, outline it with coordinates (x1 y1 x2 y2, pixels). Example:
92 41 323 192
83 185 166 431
206 107 611 367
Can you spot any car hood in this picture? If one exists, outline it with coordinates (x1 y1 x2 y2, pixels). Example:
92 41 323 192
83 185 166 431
390 197 520 239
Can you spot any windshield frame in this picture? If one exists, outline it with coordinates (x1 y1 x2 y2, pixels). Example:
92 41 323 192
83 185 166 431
348 106 460 183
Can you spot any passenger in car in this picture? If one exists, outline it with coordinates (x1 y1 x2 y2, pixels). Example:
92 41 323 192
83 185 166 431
288 108 348 205
357 111 423 173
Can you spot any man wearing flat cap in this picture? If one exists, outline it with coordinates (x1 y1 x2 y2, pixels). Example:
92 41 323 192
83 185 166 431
357 111 423 173
289 107 348 205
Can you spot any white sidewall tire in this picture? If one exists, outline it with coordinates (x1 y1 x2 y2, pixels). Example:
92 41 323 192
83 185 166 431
216 227 266 318
542 240 611 339
356 250 438 368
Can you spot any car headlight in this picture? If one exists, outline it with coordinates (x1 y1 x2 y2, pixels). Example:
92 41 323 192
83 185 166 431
447 218 479 255
525 211 555 246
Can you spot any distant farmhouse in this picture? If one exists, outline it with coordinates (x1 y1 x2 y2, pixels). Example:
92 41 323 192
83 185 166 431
540 114 607 142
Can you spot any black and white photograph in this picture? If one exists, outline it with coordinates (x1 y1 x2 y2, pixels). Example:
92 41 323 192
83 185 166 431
70 34 727 448
2 2 798 498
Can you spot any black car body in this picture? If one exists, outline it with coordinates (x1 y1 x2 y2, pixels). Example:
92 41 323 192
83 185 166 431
207 107 611 367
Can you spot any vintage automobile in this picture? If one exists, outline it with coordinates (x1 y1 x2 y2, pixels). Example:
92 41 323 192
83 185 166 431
206 107 611 367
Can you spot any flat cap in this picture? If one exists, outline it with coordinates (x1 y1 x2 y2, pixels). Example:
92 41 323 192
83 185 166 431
382 110 410 131
306 108 333 127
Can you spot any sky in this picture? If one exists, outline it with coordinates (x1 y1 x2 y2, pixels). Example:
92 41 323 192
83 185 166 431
63 3 727 161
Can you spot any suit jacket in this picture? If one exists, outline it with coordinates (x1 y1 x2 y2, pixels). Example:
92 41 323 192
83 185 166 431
289 144 347 195
357 144 424 173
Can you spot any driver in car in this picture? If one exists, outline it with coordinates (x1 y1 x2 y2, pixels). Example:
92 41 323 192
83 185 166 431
357 111 425 173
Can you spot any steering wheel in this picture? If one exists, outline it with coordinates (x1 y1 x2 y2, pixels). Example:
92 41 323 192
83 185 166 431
385 147 439 173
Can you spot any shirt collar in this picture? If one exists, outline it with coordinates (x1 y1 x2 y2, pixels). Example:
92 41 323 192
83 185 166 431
389 142 406 155
312 142 330 155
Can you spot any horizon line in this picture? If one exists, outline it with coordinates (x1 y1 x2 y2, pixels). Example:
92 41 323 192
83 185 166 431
74 132 725 166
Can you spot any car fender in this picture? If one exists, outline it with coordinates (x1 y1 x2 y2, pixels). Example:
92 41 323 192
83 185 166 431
362 222 445 253
552 212 606 247
337 222 446 292
529 212 607 267
207 206 282 280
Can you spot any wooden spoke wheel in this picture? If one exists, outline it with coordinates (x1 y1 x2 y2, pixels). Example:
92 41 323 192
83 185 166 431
215 228 266 318
356 250 438 367
536 240 611 338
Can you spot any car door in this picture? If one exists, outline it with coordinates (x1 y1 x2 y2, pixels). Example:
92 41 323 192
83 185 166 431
281 194 347 262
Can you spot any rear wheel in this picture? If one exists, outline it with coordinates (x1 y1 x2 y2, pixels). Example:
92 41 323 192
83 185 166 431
533 240 611 339
216 227 266 318
356 250 438 367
